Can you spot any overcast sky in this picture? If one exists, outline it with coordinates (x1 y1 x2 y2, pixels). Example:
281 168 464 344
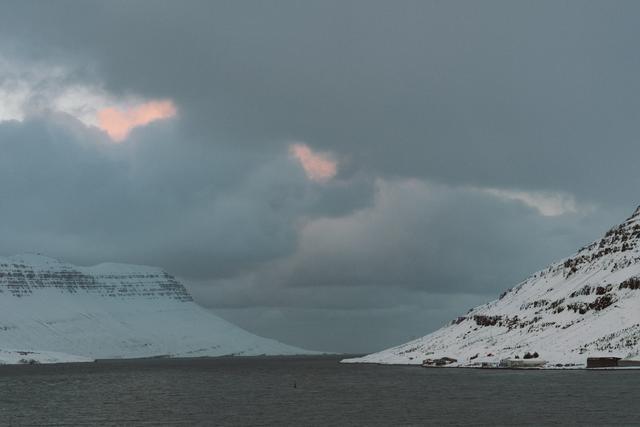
0 0 639 353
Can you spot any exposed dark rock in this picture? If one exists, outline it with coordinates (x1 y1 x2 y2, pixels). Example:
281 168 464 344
570 285 592 298
619 277 640 290
473 315 502 327
0 263 192 301
595 285 612 295
590 294 615 311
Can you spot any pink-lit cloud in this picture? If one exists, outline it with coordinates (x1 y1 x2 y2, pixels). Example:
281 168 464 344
289 143 337 182
97 100 177 142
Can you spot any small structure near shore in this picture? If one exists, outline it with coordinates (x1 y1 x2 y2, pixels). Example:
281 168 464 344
422 357 457 367
586 357 620 368
618 357 640 367
498 358 546 369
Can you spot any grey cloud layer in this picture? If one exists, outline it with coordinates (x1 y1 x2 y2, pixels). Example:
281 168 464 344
0 114 373 279
192 181 620 310
2 1 639 201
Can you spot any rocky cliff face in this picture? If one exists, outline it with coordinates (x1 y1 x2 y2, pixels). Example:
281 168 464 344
0 255 193 300
0 254 310 361
344 207 640 367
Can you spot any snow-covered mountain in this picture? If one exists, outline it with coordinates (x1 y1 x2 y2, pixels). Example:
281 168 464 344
344 207 640 367
0 254 310 363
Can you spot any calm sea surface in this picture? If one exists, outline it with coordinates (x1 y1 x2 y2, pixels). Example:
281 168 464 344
0 355 637 425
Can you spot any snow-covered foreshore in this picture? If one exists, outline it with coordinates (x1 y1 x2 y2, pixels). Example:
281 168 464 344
0 349 93 365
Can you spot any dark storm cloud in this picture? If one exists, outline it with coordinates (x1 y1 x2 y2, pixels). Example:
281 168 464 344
0 1 639 352
2 1 640 202
0 114 373 279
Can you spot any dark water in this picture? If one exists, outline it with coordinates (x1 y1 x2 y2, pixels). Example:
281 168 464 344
0 356 638 426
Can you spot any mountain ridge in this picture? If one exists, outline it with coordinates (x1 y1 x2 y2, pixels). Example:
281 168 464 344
343 206 640 367
0 254 312 363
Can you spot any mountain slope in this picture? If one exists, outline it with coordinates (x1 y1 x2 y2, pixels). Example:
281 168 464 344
0 254 310 361
344 207 640 367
